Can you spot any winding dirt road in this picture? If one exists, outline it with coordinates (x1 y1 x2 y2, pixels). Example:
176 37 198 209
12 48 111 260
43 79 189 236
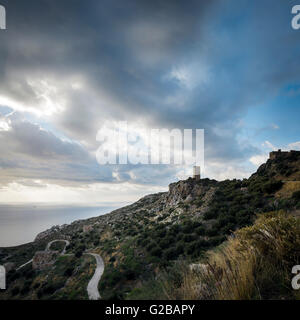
46 239 70 254
16 259 33 271
16 240 104 300
85 253 104 300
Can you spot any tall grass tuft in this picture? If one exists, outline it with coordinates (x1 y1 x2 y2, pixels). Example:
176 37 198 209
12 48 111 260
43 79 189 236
161 211 300 300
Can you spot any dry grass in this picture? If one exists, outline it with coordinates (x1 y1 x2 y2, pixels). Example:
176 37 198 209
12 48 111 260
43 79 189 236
276 181 300 198
162 211 300 300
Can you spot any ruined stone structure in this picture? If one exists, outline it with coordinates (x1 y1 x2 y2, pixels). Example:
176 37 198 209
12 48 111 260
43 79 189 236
32 251 59 270
83 225 93 233
269 149 300 160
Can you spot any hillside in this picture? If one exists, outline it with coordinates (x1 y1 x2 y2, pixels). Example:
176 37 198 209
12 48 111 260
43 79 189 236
1 151 300 300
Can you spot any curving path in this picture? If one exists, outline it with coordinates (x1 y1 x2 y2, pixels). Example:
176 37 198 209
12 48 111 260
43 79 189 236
16 240 104 300
16 259 33 271
16 240 70 271
46 239 70 255
85 253 104 300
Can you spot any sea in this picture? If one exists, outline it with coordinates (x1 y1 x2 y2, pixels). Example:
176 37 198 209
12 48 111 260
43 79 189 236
0 204 124 247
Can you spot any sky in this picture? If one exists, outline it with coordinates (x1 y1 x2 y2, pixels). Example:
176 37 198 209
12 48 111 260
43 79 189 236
0 0 300 205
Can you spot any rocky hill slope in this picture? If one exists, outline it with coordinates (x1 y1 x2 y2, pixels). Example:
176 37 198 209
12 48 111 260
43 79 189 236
1 151 300 300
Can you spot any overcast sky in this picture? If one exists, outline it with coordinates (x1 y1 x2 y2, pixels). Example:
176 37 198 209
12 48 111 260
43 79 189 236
0 0 300 204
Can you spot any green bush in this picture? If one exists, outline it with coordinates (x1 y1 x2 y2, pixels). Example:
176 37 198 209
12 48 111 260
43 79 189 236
64 267 74 277
175 243 184 255
292 190 300 201
206 227 218 237
150 247 162 258
183 234 196 243
195 226 205 235
109 256 116 263
203 210 218 220
146 241 157 252
20 281 31 295
262 180 283 194
7 270 19 282
11 286 20 296
163 247 178 260
186 241 198 255
75 250 83 258
33 282 40 289
93 240 100 246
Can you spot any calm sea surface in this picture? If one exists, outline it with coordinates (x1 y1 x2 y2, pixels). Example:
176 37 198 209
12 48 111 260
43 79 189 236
0 204 122 247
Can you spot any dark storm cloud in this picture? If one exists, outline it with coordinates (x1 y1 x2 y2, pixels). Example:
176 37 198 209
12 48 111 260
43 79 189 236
0 0 299 186
0 0 215 146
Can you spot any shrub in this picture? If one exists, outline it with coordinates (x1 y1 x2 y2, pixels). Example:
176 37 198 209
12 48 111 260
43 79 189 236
292 190 300 201
33 282 40 289
168 224 181 235
183 234 195 243
206 227 218 237
150 247 162 258
109 256 116 263
203 210 218 220
42 285 56 295
175 243 184 255
175 233 184 242
20 282 31 295
64 267 74 277
262 180 283 194
106 271 122 286
146 241 157 252
123 269 136 280
163 247 178 260
156 229 166 238
140 238 149 247
93 240 100 246
162 211 300 300
195 226 205 236
11 286 20 296
182 222 193 234
196 239 209 248
194 199 204 207
75 250 83 258
7 270 19 282
24 269 35 279
186 241 198 255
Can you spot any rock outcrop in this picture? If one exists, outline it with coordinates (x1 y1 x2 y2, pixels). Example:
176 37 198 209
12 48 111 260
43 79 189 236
165 178 216 207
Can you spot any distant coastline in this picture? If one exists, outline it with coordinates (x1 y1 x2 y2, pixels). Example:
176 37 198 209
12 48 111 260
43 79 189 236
0 203 127 247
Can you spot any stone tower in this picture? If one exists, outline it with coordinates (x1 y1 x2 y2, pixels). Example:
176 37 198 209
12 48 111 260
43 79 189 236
193 166 200 180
